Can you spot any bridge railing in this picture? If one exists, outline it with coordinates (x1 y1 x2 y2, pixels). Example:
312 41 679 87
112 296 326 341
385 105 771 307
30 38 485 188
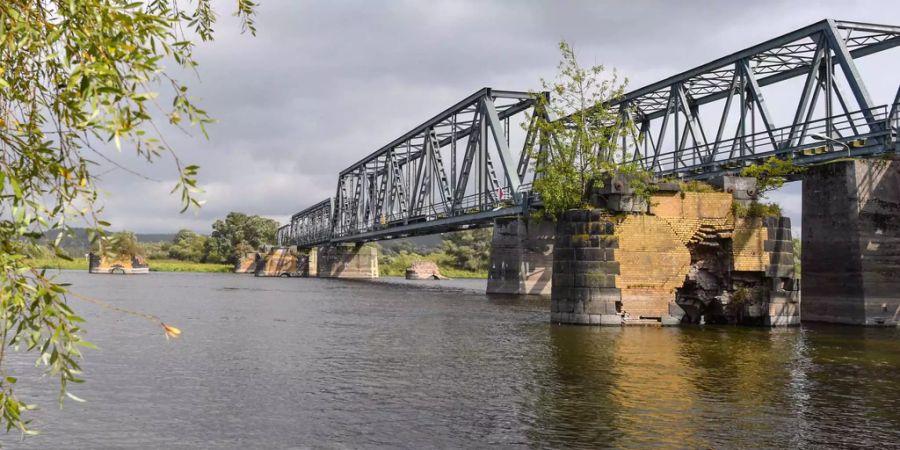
333 189 521 238
638 103 896 177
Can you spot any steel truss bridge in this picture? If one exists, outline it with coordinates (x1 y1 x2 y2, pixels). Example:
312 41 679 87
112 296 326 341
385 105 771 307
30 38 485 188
277 19 900 248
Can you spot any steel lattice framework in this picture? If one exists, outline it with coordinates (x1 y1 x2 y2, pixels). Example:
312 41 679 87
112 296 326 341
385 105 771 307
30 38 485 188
606 19 900 175
280 88 546 246
279 19 900 248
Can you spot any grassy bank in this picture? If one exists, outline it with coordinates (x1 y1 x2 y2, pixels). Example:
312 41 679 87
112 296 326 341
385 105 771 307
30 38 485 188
28 258 233 273
146 259 233 273
379 251 487 279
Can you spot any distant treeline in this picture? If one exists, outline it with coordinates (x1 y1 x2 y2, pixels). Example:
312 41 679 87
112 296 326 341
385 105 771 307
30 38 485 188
375 228 493 278
38 212 279 265
38 212 496 276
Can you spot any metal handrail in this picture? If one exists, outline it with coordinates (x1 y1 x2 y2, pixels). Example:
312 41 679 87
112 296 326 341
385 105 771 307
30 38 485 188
636 103 895 175
332 189 517 238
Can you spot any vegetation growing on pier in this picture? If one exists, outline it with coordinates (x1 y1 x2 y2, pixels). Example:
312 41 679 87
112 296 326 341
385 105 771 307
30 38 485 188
527 41 652 218
730 156 801 218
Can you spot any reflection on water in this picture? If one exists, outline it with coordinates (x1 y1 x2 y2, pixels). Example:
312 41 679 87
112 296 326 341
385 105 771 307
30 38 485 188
3 272 899 448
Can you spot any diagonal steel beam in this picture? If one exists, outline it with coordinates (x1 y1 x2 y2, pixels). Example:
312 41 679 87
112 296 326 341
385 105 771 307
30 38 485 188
740 59 779 150
824 19 878 127
482 97 522 200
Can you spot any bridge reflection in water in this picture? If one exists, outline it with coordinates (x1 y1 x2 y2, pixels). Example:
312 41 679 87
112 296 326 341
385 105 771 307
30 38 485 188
528 325 900 448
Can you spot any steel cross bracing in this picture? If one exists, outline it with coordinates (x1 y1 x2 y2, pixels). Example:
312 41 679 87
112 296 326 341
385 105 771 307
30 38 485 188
595 19 900 177
277 199 333 247
280 19 899 247
279 88 548 246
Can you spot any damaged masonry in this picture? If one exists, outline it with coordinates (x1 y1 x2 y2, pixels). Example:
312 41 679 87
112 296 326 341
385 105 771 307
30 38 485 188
489 176 800 326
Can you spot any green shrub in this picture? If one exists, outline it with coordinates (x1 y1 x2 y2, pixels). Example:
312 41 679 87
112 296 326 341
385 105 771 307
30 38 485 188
678 180 717 193
732 201 782 218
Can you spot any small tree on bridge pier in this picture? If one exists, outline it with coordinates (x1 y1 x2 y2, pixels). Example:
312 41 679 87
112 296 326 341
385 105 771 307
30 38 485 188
528 41 651 218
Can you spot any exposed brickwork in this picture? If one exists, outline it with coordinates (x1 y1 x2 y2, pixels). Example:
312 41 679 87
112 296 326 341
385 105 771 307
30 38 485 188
650 191 734 218
614 214 691 319
234 252 261 273
732 219 770 272
550 185 799 326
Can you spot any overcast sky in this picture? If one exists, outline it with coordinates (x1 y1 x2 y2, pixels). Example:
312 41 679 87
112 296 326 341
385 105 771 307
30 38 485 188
93 0 900 235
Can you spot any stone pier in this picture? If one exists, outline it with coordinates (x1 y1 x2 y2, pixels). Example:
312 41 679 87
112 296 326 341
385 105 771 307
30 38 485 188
802 159 900 326
316 245 379 278
299 247 317 277
551 179 800 326
487 218 555 295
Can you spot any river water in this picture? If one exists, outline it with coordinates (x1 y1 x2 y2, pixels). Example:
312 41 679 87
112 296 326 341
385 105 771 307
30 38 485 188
3 271 899 449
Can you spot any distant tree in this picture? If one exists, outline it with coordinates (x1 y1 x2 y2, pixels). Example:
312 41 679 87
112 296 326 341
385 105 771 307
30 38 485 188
141 241 172 260
168 229 208 262
378 239 418 257
204 212 278 264
441 228 493 271
105 231 144 258
528 41 651 218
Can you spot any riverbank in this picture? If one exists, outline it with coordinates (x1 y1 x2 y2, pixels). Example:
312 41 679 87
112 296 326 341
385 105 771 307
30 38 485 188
28 256 487 278
28 258 233 273
378 252 487 279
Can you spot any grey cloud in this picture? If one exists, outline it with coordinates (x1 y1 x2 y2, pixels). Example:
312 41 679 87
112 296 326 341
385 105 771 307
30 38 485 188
88 0 900 233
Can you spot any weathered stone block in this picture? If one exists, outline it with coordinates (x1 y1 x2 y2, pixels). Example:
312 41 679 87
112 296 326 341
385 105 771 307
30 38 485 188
487 217 555 295
709 175 757 202
576 273 616 288
802 159 900 326
563 209 589 222
574 261 619 274
554 248 575 260
317 245 379 278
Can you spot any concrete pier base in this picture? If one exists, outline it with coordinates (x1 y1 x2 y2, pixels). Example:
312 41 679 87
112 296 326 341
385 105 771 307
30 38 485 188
487 217 555 295
802 159 900 326
316 245 379 279
298 247 317 277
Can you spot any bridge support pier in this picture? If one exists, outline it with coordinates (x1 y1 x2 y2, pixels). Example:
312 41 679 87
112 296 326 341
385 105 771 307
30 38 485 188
802 158 900 326
316 245 379 279
487 217 555 295
298 248 317 277
551 181 800 326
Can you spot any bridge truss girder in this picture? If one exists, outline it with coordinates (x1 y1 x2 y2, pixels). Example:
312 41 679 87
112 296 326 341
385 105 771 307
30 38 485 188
280 199 333 247
600 19 900 177
282 19 899 247
327 88 543 242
